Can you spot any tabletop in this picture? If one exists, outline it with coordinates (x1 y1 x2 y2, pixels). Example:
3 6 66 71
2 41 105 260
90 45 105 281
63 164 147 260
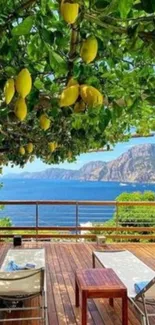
75 268 127 293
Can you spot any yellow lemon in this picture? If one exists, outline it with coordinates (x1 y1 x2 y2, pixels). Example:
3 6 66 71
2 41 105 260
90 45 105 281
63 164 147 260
39 114 51 131
4 78 15 104
80 36 98 64
61 2 79 24
67 78 79 88
14 98 27 121
68 151 72 160
80 85 103 107
60 85 79 107
74 101 85 113
15 68 32 98
26 143 33 154
48 142 58 152
19 146 25 155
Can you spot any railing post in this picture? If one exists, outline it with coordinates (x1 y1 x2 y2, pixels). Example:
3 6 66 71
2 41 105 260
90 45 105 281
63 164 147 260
116 202 119 229
76 202 79 242
36 202 39 242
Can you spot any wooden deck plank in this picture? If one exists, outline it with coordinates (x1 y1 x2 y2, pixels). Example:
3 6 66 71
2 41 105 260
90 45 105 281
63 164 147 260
54 244 77 325
49 243 68 325
58 244 81 324
0 242 154 324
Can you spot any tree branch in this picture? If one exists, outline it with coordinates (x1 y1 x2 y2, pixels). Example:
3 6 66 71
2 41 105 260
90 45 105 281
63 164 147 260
93 10 155 23
67 24 79 82
85 13 155 42
85 13 127 34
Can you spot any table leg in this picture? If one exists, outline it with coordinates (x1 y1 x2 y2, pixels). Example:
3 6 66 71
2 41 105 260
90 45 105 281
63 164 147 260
81 291 87 325
75 279 79 307
122 296 128 325
109 298 114 307
92 253 95 268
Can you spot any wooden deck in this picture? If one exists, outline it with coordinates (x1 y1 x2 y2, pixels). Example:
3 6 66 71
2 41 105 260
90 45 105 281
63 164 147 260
0 242 155 324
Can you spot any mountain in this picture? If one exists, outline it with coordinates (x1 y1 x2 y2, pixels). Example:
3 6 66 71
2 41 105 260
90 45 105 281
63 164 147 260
101 144 155 183
3 144 155 183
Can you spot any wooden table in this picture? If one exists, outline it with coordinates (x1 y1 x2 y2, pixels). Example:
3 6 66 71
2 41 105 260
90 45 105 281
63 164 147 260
75 268 128 325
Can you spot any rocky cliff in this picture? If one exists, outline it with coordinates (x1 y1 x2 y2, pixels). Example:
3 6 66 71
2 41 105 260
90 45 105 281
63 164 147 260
102 144 155 182
4 144 155 183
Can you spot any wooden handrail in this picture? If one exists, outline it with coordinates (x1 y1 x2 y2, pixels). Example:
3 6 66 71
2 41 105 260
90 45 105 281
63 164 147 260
0 200 155 206
0 226 154 232
0 234 155 240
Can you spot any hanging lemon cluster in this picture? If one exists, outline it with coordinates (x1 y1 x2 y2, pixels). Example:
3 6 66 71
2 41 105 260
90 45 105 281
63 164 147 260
60 1 98 64
60 79 103 111
4 69 51 132
4 69 35 156
60 1 103 110
4 68 32 121
19 143 34 156
4 68 53 155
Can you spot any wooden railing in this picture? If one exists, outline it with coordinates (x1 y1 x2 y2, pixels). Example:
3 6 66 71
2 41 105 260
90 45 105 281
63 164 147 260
0 200 155 241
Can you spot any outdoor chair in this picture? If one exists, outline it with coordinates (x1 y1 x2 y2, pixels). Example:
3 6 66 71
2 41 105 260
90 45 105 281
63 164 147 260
92 250 155 325
0 248 48 324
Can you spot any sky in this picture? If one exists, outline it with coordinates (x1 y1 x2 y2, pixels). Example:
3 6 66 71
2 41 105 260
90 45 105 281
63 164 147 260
2 136 155 175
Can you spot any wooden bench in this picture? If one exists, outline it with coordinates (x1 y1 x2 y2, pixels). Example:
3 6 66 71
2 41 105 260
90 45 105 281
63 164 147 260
75 268 128 325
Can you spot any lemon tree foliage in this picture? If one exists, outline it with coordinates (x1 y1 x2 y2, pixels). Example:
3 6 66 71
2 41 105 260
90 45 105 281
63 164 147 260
0 0 155 167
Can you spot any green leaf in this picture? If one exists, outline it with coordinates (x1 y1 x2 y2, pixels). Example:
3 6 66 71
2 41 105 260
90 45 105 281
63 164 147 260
118 0 133 18
55 31 69 48
72 117 83 130
34 78 45 90
112 101 123 119
41 29 55 45
50 106 59 118
99 109 111 131
12 16 34 36
73 64 83 79
85 76 100 88
5 66 16 75
41 0 47 14
49 51 67 76
27 35 46 61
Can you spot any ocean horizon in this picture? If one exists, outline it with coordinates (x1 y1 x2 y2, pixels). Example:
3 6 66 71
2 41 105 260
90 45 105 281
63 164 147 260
0 179 154 226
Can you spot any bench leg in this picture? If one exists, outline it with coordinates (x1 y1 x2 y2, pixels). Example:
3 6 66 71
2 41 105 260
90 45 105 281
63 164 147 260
92 253 95 268
122 296 128 325
109 298 114 307
81 291 87 325
75 280 79 307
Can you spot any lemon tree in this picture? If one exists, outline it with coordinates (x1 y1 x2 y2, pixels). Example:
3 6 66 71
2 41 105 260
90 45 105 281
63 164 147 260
0 0 155 167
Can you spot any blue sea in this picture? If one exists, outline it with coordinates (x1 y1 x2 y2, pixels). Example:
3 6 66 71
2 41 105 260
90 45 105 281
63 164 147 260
0 179 154 226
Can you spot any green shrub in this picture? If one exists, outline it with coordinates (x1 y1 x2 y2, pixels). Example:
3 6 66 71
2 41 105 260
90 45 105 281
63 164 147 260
91 191 155 242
